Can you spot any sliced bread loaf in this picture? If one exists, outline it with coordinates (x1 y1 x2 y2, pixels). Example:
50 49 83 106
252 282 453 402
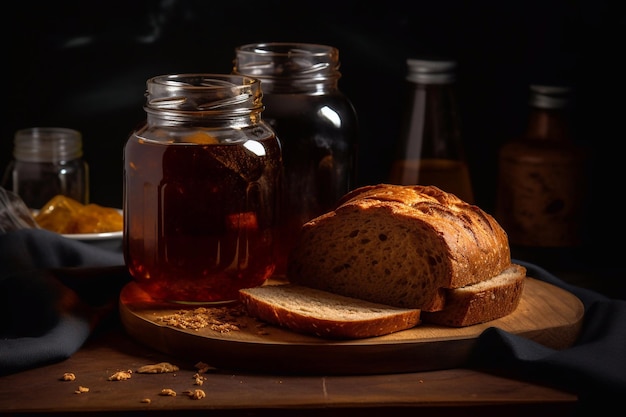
238 284 421 339
421 263 526 327
287 184 512 311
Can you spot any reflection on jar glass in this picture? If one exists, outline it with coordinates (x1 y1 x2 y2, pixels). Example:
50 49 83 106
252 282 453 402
123 74 282 304
233 43 359 278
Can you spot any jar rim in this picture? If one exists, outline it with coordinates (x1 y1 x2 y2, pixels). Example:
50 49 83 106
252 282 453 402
235 42 338 57
233 43 341 84
145 74 263 113
13 127 83 162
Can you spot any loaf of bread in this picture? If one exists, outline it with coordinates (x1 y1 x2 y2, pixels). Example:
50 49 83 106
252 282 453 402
239 284 421 339
287 184 514 312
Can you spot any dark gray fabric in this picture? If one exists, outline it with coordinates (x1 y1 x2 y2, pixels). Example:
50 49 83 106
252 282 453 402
470 260 626 412
0 228 127 375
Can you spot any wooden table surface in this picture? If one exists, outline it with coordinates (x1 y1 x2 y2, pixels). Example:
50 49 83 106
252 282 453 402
0 317 578 417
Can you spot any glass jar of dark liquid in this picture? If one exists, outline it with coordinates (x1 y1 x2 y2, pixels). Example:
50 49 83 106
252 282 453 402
123 74 282 304
233 43 359 277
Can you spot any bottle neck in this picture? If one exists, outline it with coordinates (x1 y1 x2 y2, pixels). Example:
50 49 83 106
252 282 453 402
401 58 461 160
402 81 462 157
523 85 573 142
525 107 571 141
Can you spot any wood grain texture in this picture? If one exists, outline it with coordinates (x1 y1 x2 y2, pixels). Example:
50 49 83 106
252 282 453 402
0 325 577 416
119 277 583 375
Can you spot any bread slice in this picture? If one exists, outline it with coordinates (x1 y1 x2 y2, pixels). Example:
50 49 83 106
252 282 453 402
287 184 511 311
238 284 421 339
422 264 526 327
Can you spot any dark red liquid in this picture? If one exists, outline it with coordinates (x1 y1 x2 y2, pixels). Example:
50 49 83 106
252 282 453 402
123 133 281 303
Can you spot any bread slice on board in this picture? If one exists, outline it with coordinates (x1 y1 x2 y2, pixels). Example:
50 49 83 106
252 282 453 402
239 284 421 339
287 184 512 311
421 263 527 327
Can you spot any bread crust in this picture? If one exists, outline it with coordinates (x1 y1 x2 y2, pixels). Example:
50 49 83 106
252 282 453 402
239 284 421 339
287 184 512 311
421 264 526 326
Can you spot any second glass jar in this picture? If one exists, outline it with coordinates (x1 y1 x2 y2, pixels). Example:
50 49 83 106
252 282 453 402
233 43 359 277
2 127 89 208
123 74 282 304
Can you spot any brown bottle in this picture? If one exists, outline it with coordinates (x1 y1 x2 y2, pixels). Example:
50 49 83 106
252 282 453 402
495 85 590 264
389 58 474 204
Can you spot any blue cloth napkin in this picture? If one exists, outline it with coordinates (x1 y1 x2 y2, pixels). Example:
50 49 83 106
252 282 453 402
0 228 128 375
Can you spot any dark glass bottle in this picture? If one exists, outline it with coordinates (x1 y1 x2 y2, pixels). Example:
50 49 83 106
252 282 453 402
389 58 474 204
233 43 359 278
495 85 590 266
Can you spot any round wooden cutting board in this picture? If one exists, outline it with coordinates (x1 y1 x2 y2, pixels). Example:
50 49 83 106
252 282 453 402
119 278 584 375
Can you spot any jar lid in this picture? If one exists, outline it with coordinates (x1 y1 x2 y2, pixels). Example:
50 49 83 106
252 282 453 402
406 58 456 84
529 85 572 109
13 127 83 162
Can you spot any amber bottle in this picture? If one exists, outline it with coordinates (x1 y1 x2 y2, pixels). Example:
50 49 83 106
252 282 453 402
495 85 590 265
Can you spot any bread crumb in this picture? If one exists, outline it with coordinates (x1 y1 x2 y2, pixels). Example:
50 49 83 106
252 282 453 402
108 370 132 381
193 373 206 385
136 362 179 374
156 305 247 332
184 389 206 400
75 386 89 394
60 372 76 381
141 398 151 404
159 388 176 397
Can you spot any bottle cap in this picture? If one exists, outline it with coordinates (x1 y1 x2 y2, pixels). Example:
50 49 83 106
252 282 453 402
529 85 572 109
13 127 83 162
406 59 456 84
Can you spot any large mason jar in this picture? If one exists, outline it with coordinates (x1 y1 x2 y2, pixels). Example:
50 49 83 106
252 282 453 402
123 74 282 304
233 43 359 277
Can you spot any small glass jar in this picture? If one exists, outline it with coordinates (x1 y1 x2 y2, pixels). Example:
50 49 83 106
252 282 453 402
2 127 89 208
123 74 282 304
233 43 359 277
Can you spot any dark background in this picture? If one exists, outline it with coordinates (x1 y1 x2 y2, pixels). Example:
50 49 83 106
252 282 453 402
4 0 625 295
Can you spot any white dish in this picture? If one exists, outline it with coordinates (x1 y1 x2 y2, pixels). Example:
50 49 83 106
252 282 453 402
62 230 123 240
33 208 123 251
64 229 123 252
